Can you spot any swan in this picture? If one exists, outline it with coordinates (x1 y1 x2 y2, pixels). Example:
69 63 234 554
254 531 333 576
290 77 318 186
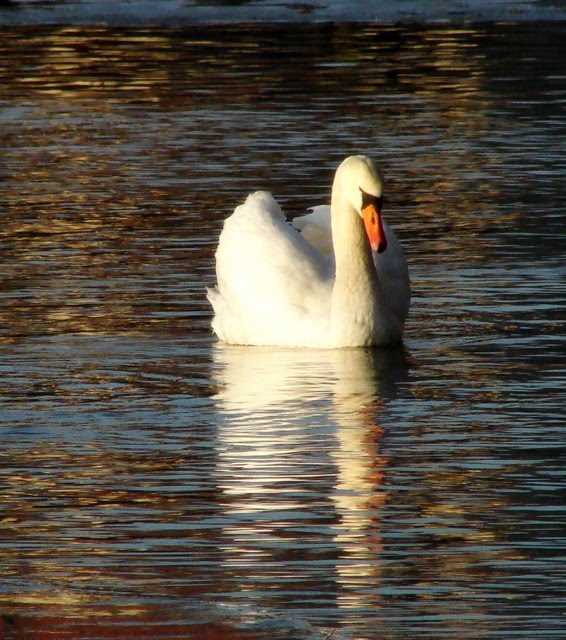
207 155 410 348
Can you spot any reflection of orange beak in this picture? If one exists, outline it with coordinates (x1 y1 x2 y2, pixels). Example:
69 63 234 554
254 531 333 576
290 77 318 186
362 202 387 253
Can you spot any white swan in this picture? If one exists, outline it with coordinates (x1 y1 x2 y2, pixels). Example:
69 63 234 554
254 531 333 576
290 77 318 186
207 155 410 348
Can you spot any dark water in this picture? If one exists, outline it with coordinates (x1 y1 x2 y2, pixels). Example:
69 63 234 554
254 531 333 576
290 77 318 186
0 23 565 640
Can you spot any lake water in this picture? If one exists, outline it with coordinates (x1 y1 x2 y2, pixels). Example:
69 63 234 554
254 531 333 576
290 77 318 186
0 22 564 640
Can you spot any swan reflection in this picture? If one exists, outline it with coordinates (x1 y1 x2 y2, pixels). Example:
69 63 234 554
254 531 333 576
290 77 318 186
211 344 409 624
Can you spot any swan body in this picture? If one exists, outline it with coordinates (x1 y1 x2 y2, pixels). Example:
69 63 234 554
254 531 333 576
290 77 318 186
207 155 410 348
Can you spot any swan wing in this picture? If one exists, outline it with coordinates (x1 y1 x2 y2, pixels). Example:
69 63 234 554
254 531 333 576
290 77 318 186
374 220 411 324
208 192 332 346
291 205 333 258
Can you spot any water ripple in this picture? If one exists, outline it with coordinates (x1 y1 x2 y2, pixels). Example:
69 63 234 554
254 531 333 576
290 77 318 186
0 22 564 640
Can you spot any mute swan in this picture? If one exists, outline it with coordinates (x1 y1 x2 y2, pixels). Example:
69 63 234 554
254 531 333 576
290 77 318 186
207 155 410 348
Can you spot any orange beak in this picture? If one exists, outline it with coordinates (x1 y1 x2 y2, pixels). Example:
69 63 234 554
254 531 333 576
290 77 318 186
362 201 387 253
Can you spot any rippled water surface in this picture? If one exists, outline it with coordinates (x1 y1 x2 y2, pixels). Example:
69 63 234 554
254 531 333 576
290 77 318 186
1 23 565 640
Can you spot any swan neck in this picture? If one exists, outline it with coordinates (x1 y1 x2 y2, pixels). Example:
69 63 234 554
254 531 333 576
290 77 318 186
330 192 374 274
330 192 382 346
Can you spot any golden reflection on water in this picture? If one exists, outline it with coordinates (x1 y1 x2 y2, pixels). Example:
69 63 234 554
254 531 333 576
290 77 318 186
0 23 517 347
0 22 526 348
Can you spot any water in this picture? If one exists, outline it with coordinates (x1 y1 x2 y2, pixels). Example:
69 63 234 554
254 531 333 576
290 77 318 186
1 22 565 640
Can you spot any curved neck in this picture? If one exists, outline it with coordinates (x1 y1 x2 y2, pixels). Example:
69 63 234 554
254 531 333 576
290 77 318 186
331 192 374 273
330 192 381 345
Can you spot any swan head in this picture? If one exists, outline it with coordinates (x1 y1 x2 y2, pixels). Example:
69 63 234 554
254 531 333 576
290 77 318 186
333 155 387 254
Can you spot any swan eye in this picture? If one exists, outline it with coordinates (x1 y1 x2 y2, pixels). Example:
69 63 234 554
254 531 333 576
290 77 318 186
360 188 383 212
